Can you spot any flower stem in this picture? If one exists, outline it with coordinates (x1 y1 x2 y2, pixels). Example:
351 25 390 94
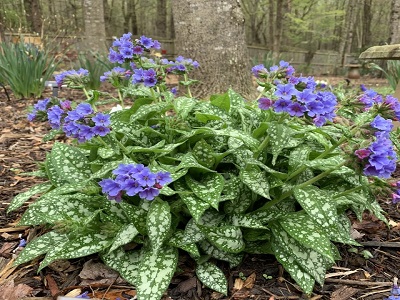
254 136 269 159
183 74 193 98
118 89 124 108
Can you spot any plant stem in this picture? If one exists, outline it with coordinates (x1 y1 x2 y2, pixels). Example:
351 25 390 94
83 87 90 100
118 89 124 108
254 136 269 159
183 74 192 98
332 185 365 199
259 161 347 211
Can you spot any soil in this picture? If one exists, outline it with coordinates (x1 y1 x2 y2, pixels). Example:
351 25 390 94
0 77 399 300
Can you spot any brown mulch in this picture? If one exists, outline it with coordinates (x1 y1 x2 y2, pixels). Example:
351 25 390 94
0 77 399 300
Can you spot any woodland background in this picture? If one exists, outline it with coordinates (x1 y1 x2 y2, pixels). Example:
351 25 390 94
0 0 399 76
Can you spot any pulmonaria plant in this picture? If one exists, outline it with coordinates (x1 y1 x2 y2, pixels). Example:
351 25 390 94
10 34 400 300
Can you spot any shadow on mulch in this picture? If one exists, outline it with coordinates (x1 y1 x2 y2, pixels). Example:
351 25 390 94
0 81 399 300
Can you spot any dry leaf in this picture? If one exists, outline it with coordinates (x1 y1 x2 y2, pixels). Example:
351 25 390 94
233 278 244 290
0 280 33 300
243 272 256 289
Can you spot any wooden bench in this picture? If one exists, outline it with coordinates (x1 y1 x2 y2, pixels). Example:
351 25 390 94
359 44 400 99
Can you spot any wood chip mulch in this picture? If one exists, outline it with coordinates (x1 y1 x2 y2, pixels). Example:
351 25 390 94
0 81 399 300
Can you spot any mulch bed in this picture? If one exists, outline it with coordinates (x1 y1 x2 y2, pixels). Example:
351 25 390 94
0 78 399 300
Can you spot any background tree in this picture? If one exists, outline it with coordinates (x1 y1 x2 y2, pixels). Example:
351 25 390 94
172 0 253 98
390 0 400 44
23 0 42 34
82 0 107 52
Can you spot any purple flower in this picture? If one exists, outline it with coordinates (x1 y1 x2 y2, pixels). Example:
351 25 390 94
75 103 93 117
287 102 306 117
155 172 172 185
139 187 160 200
143 69 157 87
275 83 296 101
18 239 27 247
305 100 325 117
76 291 90 299
251 64 268 77
370 115 393 132
34 98 51 111
133 46 144 55
92 125 110 136
139 35 154 49
258 97 273 110
122 179 143 196
137 169 157 186
363 136 397 178
99 179 122 197
273 99 292 113
313 115 327 127
392 191 400 204
296 89 316 103
120 46 133 59
355 148 371 159
47 106 64 129
92 113 110 126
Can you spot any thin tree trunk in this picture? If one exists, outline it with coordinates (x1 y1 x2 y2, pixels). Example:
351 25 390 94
268 0 275 50
24 0 42 34
362 0 372 48
390 0 400 44
82 0 107 52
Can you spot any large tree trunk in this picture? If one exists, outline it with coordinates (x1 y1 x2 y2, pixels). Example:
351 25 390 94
362 0 372 48
172 0 253 98
390 0 400 44
156 0 167 38
82 0 107 52
24 0 42 34
338 0 360 67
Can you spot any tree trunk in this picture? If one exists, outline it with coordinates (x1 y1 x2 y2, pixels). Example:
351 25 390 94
268 0 275 48
123 0 137 35
156 0 167 38
390 0 400 44
362 0 372 48
103 0 112 37
82 0 107 52
172 0 253 98
24 0 42 34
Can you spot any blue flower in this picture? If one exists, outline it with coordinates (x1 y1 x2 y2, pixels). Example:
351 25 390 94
139 35 154 49
251 64 268 77
155 171 172 185
275 83 296 101
92 113 111 126
273 99 292 113
287 102 306 117
75 103 93 117
370 115 393 133
98 179 122 197
122 179 143 196
136 169 157 186
47 106 64 129
92 125 110 137
139 187 160 201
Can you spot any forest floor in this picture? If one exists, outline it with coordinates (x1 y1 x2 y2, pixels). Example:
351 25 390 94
0 76 400 300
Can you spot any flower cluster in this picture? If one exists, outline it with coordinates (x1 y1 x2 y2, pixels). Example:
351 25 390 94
355 115 397 178
100 66 131 85
27 98 51 121
55 68 89 87
132 68 158 87
359 89 400 120
161 55 200 73
255 61 337 126
47 102 111 143
108 33 161 64
98 164 172 202
391 182 400 204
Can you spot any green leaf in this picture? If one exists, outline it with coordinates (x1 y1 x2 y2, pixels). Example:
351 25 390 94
185 173 224 210
46 142 91 186
228 88 244 109
174 96 197 118
8 182 53 212
294 185 341 239
240 165 270 199
18 194 96 226
182 218 206 244
198 240 243 267
130 102 172 122
279 213 335 261
198 224 245 253
230 214 267 229
102 248 141 286
196 262 227 295
168 230 200 257
177 152 214 172
136 246 178 300
39 231 112 271
271 223 332 287
193 139 216 168
268 123 294 165
210 92 230 112
14 232 68 266
108 224 139 253
43 129 62 142
120 201 149 235
147 200 171 253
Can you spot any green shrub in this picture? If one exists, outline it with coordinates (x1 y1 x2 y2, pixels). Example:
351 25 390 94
0 42 59 98
10 34 400 299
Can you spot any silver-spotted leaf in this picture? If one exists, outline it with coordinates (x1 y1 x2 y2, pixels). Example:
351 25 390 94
108 224 139 253
196 262 227 295
147 200 171 253
240 165 270 199
185 173 224 210
136 246 178 300
8 182 53 212
198 225 245 253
